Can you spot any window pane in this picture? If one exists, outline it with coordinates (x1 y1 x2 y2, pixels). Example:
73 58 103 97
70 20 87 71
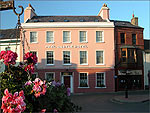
46 31 54 43
96 51 103 64
132 34 136 45
46 73 54 81
30 32 37 43
80 31 86 42
63 51 70 64
96 73 105 87
80 51 87 64
120 33 125 44
80 73 88 87
63 31 70 43
47 51 54 64
96 31 103 42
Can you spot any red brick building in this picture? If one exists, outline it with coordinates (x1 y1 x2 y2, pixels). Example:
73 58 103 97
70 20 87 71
113 14 144 91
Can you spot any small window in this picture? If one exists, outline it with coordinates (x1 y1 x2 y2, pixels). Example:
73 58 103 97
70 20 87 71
64 20 69 22
80 51 87 64
30 32 37 43
79 31 87 43
46 31 54 43
32 73 38 81
5 47 11 51
96 51 104 64
120 33 125 44
96 31 103 42
63 51 71 65
96 73 105 88
46 51 54 65
49 20 54 22
79 73 88 87
94 19 99 22
132 34 136 45
45 72 54 81
63 31 71 43
80 19 84 22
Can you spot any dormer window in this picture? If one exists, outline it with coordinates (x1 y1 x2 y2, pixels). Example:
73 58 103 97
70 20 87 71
49 19 54 22
95 19 99 22
64 20 69 22
80 19 84 22
33 19 39 22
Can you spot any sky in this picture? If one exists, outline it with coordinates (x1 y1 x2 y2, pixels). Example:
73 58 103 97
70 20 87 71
0 0 150 39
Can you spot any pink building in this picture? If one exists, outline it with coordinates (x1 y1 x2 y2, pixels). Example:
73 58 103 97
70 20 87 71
21 4 115 93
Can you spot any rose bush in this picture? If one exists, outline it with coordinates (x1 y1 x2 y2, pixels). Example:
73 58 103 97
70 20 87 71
0 51 81 113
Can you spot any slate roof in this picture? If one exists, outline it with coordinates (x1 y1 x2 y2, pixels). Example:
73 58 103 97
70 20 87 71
111 20 143 29
26 16 107 23
0 29 20 40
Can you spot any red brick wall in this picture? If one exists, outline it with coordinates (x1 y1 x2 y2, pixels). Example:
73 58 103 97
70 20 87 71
36 68 115 93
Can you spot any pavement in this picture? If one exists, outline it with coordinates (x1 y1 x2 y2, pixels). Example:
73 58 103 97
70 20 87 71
112 90 150 103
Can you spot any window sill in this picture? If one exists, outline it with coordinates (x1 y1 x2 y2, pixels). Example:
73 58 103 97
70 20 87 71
63 42 72 44
63 64 72 66
30 42 38 44
96 64 105 66
78 87 90 88
95 87 106 89
46 64 55 66
46 42 55 44
96 41 105 43
80 64 88 66
79 42 88 43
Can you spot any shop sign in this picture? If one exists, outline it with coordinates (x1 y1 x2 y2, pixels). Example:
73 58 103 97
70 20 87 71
118 70 142 75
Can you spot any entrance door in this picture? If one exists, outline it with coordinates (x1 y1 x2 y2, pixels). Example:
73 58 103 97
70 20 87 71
61 72 73 93
64 76 71 88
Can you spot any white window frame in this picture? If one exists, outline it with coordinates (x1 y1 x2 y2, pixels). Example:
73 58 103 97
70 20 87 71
46 31 54 43
45 72 55 81
95 72 106 88
30 31 38 43
79 31 88 43
63 31 71 43
96 31 104 43
78 72 89 88
62 51 71 65
96 50 104 65
79 51 88 65
46 51 54 65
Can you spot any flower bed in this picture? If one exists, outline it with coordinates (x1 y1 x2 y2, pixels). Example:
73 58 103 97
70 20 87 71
0 51 81 113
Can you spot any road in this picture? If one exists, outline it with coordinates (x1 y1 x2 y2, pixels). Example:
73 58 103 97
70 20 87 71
71 90 150 113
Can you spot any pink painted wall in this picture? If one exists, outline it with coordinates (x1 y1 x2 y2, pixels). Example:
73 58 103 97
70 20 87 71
22 27 115 69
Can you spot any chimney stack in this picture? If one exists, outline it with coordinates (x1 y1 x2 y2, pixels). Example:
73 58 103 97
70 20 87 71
24 4 37 23
131 13 138 26
98 3 110 20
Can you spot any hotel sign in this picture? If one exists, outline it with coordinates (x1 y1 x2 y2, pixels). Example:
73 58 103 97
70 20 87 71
118 70 142 75
45 45 88 49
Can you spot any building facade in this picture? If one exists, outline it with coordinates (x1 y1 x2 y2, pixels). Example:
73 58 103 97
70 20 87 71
113 15 144 91
21 4 115 93
143 39 150 89
0 29 20 72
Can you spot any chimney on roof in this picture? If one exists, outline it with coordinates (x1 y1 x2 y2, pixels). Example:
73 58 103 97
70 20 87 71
98 3 110 20
24 4 37 23
131 12 138 26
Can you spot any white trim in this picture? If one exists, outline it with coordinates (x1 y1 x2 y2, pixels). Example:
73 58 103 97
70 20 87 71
45 72 55 80
95 72 106 88
95 50 105 65
21 22 114 28
79 50 88 65
79 72 89 88
96 31 104 43
29 31 38 43
46 31 55 43
45 50 55 65
61 72 73 93
62 50 71 65
79 31 88 43
62 31 71 43
0 39 21 41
